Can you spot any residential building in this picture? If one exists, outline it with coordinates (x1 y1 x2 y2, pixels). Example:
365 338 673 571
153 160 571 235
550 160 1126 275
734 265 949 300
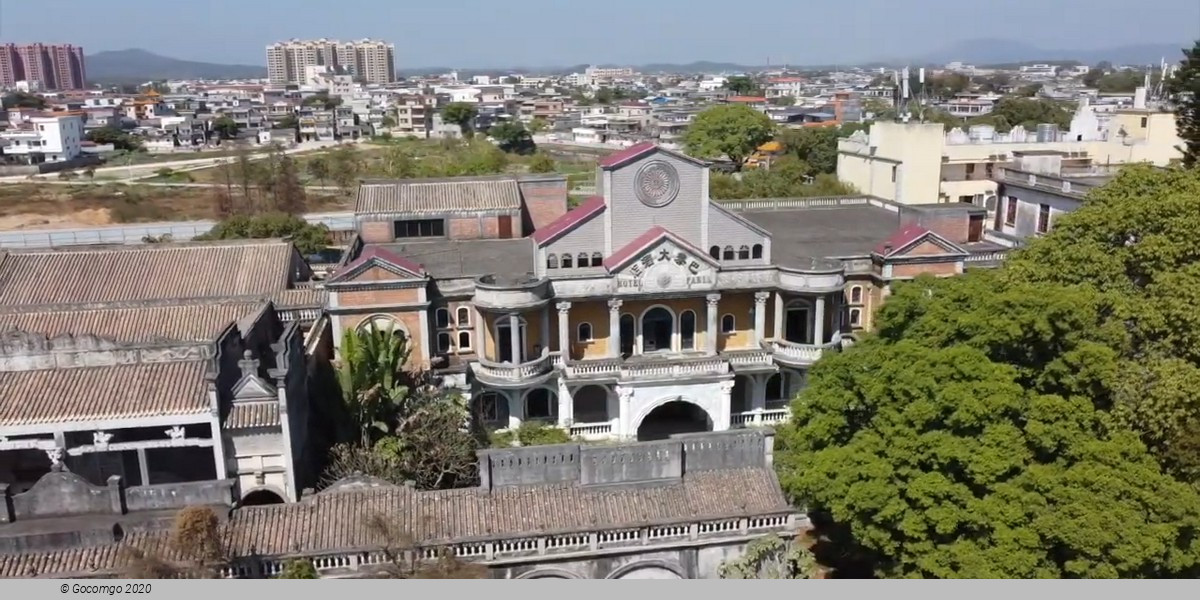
0 114 84 164
266 39 395 85
940 93 999 117
765 77 806 99
837 107 1183 207
0 43 86 90
333 144 1004 443
585 66 635 84
991 150 1115 240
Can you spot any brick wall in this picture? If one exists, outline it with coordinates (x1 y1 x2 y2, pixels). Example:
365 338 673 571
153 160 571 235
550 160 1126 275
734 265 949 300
334 287 421 307
449 217 482 240
900 212 969 244
892 261 960 278
360 220 392 244
518 177 568 235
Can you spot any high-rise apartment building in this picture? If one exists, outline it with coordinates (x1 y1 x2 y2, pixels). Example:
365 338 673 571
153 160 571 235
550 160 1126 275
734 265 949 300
0 43 87 90
265 39 395 85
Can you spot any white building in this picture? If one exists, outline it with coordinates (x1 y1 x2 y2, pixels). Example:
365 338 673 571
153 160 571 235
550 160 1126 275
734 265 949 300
0 114 84 164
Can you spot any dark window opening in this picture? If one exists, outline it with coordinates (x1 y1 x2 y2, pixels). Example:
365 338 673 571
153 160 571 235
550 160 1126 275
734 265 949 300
737 245 750 260
435 308 450 329
547 254 559 269
525 389 556 420
1037 204 1051 233
722 246 734 260
751 244 763 259
561 254 573 268
721 314 735 333
709 246 720 259
394 219 444 238
577 253 590 268
680 310 696 350
1005 197 1018 226
437 332 452 353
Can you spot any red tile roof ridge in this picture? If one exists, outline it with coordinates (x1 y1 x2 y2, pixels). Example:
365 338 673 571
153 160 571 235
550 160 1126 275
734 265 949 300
530 195 606 245
330 245 426 280
597 141 658 168
602 226 717 271
874 224 932 256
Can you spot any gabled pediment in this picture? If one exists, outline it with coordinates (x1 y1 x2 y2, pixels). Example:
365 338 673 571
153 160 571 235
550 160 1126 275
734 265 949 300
328 247 426 284
606 227 718 293
232 373 277 401
874 226 967 260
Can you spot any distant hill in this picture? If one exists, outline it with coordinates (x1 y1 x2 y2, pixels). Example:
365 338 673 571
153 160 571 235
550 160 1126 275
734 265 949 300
919 39 1189 67
86 49 266 83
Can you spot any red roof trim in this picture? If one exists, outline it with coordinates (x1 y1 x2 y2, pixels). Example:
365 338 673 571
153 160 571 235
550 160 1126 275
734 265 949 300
603 226 720 272
873 225 930 256
329 246 426 282
531 195 606 245
597 141 658 168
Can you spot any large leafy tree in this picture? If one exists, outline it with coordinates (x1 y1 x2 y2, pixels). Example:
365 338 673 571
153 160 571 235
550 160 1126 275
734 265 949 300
684 104 774 169
1168 40 1200 168
777 165 1200 577
723 75 759 96
441 102 478 137
487 120 536 155
719 534 819 579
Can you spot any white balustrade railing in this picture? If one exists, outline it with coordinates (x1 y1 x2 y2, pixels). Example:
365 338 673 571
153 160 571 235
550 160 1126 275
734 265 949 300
621 358 728 380
964 251 1008 263
569 422 613 439
731 408 791 428
725 350 773 367
473 352 556 381
770 340 826 364
564 360 621 378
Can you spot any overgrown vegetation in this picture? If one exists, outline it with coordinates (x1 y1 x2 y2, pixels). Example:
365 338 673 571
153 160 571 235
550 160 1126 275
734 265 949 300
489 421 572 448
195 213 330 255
775 165 1200 578
719 534 819 579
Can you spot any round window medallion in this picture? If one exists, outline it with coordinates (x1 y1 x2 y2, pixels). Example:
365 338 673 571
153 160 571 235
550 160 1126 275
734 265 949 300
635 161 680 208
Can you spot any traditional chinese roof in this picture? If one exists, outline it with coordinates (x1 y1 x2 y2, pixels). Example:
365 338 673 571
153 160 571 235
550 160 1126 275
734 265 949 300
225 402 280 430
0 241 298 308
603 226 719 272
530 195 606 245
356 177 522 215
0 301 262 345
270 287 327 310
0 360 211 428
0 467 789 578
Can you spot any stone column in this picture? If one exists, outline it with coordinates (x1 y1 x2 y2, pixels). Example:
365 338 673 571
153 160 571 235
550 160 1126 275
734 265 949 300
136 448 150 487
616 386 634 439
814 296 826 345
508 313 521 364
556 301 572 359
608 299 623 359
506 390 522 430
751 374 768 425
540 305 550 355
715 379 734 431
705 293 721 355
557 379 572 427
753 291 769 347
773 291 784 341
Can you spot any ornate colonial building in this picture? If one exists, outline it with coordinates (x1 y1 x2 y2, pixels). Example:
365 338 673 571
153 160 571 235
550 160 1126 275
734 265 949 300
327 143 1008 443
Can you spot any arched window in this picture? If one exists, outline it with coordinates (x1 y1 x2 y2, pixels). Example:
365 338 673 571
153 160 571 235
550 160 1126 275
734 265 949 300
751 244 763 259
458 331 472 351
456 307 471 326
592 251 603 265
577 322 593 342
359 315 407 341
850 286 863 304
722 246 735 260
850 308 862 327
680 310 696 350
641 306 675 353
738 245 750 260
766 373 785 401
577 253 590 268
435 307 450 329
547 253 558 269
525 388 557 420
709 246 721 259
721 314 735 334
437 331 452 353
561 254 573 268
477 392 501 423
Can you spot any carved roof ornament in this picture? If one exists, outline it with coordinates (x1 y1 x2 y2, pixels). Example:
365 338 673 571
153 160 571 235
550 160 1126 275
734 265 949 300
93 431 113 447
46 447 63 470
165 426 186 440
634 160 680 208
238 350 260 378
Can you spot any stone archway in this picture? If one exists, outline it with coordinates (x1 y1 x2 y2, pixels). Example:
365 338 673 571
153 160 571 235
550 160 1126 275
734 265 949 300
608 560 685 579
240 487 286 506
636 399 712 441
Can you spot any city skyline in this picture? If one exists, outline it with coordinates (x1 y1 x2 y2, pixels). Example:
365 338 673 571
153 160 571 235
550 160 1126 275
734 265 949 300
1 0 1197 69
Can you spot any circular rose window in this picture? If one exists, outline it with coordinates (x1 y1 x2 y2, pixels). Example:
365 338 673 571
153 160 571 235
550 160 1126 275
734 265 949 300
635 160 680 208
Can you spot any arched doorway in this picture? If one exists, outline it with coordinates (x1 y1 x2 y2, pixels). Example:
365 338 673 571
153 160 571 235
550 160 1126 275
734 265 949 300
641 307 674 353
241 488 285 506
785 301 811 344
637 400 712 441
523 388 558 422
573 385 609 423
496 317 527 364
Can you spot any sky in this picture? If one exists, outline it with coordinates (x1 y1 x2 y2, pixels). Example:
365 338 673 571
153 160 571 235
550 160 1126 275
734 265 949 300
1 0 1198 68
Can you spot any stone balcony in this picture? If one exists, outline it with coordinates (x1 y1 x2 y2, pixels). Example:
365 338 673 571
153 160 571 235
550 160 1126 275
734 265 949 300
472 351 561 387
562 353 730 382
769 339 840 367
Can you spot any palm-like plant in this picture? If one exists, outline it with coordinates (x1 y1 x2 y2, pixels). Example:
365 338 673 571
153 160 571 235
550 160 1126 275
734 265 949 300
336 324 413 447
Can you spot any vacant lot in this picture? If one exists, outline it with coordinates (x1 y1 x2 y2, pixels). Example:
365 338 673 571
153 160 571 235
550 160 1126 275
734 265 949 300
0 184 350 230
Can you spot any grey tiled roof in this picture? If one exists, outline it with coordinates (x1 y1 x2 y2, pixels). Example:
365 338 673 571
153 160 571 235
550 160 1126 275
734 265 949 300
378 239 535 279
0 360 210 427
0 302 264 344
738 205 902 260
356 177 521 215
0 467 789 577
226 402 280 429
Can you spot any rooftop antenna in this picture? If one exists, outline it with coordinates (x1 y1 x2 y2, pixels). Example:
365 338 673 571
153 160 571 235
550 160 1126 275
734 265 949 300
900 67 912 123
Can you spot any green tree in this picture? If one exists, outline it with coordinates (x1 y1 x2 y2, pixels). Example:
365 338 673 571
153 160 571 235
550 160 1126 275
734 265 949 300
212 115 240 140
718 534 818 579
276 114 299 130
723 75 759 95
328 145 362 195
527 152 556 173
528 117 549 134
488 120 536 154
306 156 330 187
441 102 478 137
87 126 142 151
273 154 306 214
1168 40 1200 168
335 324 414 447
971 97 1072 132
777 127 839 175
1097 69 1149 93
1082 67 1106 88
683 104 774 169
303 91 342 110
1 91 47 109
277 559 318 579
196 213 330 255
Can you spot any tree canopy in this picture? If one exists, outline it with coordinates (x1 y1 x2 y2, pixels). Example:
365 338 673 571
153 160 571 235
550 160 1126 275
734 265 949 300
775 165 1200 578
196 213 330 255
441 103 478 137
1168 40 1200 168
488 120 536 155
1 91 47 109
723 76 760 96
684 104 774 168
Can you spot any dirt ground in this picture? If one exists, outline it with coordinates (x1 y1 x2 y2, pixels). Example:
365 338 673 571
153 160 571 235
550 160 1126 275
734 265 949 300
0 184 351 230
